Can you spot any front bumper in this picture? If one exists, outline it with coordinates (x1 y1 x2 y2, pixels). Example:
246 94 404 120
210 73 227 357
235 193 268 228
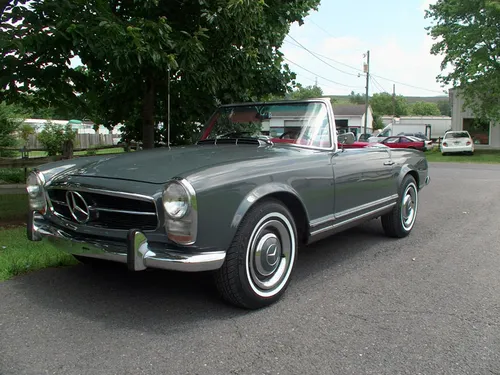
28 212 226 272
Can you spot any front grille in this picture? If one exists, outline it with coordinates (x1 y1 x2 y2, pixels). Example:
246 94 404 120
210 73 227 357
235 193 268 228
47 189 158 231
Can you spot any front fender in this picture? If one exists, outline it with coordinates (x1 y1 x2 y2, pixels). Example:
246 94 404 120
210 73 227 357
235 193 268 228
230 182 310 230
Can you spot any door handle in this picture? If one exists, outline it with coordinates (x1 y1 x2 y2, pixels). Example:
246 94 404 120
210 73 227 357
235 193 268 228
384 161 395 166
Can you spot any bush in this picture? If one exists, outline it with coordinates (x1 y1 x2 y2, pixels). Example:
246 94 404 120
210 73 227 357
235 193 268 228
0 102 29 157
37 122 77 156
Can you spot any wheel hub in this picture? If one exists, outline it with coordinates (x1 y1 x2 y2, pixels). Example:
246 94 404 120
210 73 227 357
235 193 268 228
255 233 282 277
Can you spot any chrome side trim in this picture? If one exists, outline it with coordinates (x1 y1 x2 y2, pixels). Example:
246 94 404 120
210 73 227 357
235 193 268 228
310 203 396 237
310 194 399 229
335 194 398 220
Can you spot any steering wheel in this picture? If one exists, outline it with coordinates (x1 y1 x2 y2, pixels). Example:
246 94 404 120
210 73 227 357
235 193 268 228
279 131 310 141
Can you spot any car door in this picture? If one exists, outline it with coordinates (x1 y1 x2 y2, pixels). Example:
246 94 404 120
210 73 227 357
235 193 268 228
331 146 398 221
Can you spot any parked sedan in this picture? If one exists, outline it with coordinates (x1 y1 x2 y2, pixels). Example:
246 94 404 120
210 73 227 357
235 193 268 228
441 131 474 155
380 136 426 151
26 98 430 309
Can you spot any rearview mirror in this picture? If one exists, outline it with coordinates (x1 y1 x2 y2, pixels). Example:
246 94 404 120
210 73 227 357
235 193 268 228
338 132 356 145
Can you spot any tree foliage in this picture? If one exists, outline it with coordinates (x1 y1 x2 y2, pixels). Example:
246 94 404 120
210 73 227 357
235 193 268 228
369 92 409 117
426 0 500 122
0 101 29 156
0 0 320 148
348 91 365 105
436 99 451 116
37 123 77 156
287 84 324 100
409 101 442 116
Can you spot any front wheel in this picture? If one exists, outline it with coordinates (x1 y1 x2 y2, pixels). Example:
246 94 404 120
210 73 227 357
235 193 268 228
381 175 418 238
214 199 298 309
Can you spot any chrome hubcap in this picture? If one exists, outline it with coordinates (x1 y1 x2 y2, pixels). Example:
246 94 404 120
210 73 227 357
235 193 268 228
401 183 418 231
254 233 282 277
246 213 295 297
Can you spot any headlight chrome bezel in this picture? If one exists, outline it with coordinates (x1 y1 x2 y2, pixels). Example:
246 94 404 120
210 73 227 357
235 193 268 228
162 178 198 245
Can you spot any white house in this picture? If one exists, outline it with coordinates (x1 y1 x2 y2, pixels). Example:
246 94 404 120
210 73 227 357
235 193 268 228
449 88 500 148
332 104 373 138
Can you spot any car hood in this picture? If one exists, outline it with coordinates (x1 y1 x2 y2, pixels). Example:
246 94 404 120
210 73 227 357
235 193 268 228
48 144 311 185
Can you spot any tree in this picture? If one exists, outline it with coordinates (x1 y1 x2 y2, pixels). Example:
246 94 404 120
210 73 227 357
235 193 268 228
0 102 29 156
287 84 323 100
369 92 410 117
1 0 320 148
409 101 442 116
348 91 365 105
436 100 451 116
426 0 500 122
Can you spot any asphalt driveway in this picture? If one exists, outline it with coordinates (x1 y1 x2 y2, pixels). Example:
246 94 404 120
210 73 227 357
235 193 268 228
1 162 499 375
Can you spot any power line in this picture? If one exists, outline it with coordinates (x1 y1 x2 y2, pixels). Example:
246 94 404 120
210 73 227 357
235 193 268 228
371 73 446 95
283 36 447 95
370 75 388 93
283 57 365 89
286 35 361 77
284 38 364 74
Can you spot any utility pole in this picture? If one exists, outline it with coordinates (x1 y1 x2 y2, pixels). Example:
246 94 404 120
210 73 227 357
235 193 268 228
363 50 370 135
167 68 171 147
315 76 318 87
392 84 396 118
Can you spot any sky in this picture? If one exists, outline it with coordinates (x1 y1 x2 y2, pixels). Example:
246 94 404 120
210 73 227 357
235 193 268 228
281 0 448 98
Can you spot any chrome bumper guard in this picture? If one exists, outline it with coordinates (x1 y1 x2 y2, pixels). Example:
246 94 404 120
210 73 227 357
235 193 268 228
28 212 226 272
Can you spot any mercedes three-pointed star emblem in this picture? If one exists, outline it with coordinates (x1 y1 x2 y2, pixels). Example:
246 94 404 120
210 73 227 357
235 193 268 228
66 191 91 224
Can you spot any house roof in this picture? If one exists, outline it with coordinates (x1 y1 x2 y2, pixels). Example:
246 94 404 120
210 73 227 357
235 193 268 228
332 104 367 117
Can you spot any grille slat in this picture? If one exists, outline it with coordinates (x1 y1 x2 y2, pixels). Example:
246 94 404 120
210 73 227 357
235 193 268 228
47 189 158 231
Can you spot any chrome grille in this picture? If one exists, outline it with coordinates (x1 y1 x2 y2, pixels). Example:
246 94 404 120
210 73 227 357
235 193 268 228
47 189 158 231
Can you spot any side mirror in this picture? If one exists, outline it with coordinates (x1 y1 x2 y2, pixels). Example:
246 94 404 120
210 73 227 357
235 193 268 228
338 132 356 145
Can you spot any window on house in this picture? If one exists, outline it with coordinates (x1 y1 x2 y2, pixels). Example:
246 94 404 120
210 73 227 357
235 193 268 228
463 118 490 145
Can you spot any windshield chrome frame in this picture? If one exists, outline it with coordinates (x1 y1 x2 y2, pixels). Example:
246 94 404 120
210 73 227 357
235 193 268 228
200 98 338 153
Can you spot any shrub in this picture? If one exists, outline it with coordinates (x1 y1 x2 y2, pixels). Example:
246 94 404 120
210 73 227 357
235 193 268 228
37 122 77 156
0 102 29 157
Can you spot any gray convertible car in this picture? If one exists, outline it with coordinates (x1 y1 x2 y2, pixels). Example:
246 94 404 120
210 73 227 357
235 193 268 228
26 98 430 309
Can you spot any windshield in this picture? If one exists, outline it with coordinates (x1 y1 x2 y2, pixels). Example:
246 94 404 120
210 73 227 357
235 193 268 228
445 131 470 139
200 101 332 148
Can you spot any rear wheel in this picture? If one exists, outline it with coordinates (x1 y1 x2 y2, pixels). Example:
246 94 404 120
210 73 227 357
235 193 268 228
381 175 418 238
215 199 298 309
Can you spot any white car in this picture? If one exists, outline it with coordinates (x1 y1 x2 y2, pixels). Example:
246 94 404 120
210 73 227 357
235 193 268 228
440 131 474 155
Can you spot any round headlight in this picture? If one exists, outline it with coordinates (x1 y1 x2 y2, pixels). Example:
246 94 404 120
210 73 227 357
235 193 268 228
163 182 190 219
26 171 46 211
26 172 42 199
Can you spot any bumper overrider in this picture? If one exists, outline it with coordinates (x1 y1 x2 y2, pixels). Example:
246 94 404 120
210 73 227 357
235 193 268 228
28 211 226 272
26 171 225 273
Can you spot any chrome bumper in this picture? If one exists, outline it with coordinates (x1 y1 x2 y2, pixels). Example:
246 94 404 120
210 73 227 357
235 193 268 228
28 212 226 272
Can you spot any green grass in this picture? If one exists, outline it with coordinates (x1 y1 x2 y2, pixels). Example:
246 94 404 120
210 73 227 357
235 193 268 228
426 148 500 163
0 227 78 281
0 194 28 222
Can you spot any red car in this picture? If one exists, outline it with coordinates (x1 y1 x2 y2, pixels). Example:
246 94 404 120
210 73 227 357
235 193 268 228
380 136 426 151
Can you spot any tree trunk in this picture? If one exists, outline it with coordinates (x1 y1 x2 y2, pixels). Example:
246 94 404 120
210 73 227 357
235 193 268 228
142 76 156 149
